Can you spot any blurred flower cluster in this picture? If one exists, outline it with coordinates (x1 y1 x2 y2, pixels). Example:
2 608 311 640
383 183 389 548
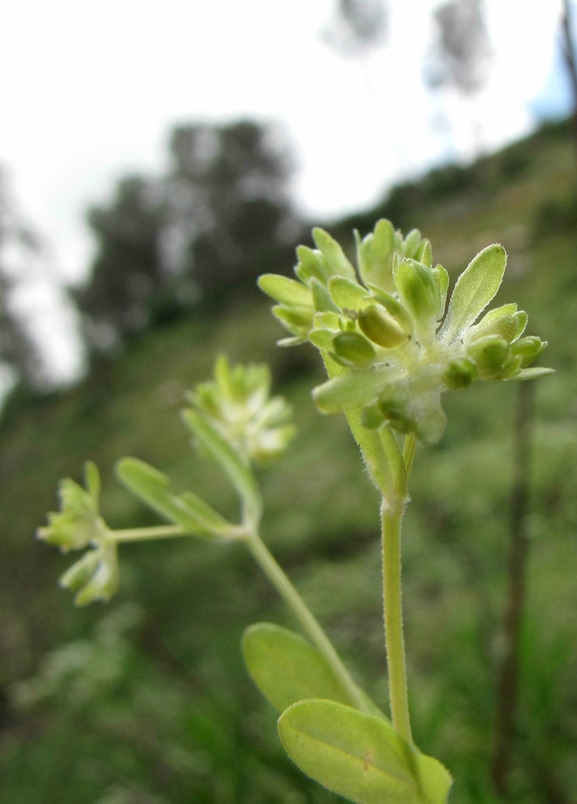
188 355 296 463
259 220 550 444
37 463 118 605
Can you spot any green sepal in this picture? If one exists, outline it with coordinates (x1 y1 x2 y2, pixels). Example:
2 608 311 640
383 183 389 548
258 274 312 307
467 335 510 378
393 259 438 327
358 305 409 348
379 426 407 500
357 219 395 292
440 244 507 342
443 357 479 390
468 313 518 345
403 228 423 259
360 402 387 429
475 302 517 326
277 336 304 347
309 328 337 351
431 264 449 319
116 458 232 539
513 310 528 339
272 304 313 336
279 699 421 804
60 541 119 607
329 276 370 310
364 285 413 333
332 332 376 367
508 366 555 381
313 369 387 414
314 311 341 330
59 549 100 593
313 228 356 280
510 336 547 366
181 411 262 524
243 623 366 712
295 246 333 285
311 278 341 313
498 354 524 380
419 240 433 268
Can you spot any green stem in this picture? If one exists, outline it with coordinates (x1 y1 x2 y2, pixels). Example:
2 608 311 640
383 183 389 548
402 433 417 483
381 501 413 743
245 530 369 714
111 524 188 542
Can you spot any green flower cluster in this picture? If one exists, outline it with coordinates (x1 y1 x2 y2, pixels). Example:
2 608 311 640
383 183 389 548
259 220 551 444
188 355 296 463
37 463 118 605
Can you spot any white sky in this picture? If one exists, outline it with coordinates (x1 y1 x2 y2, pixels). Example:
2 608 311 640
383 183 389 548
0 0 568 385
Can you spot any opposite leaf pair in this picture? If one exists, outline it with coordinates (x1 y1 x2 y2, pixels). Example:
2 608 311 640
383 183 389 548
244 623 451 804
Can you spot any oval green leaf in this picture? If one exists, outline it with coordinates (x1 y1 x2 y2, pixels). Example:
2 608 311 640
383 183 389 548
411 752 452 804
117 458 231 538
278 699 417 804
243 623 357 711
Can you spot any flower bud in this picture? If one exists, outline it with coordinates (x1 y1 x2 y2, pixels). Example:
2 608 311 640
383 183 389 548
360 401 387 429
331 331 376 367
467 336 510 379
59 550 100 592
393 259 438 327
358 305 409 349
377 386 414 434
510 336 547 367
443 357 479 390
59 542 119 606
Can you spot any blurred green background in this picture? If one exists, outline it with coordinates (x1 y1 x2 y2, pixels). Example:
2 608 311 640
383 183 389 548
1 117 576 804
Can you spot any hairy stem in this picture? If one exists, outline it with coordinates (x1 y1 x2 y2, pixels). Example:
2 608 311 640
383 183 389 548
111 524 189 542
381 501 413 743
245 530 369 714
402 433 417 483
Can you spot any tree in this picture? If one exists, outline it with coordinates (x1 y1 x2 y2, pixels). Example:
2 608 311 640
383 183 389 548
0 170 46 388
322 0 388 57
426 0 492 96
166 121 299 300
74 175 166 350
76 120 300 350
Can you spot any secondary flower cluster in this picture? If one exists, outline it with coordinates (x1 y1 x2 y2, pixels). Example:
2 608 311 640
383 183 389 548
38 358 297 606
259 220 550 444
188 355 296 463
37 463 119 605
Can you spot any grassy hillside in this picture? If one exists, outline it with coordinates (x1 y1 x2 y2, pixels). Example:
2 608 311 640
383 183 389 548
0 120 576 804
